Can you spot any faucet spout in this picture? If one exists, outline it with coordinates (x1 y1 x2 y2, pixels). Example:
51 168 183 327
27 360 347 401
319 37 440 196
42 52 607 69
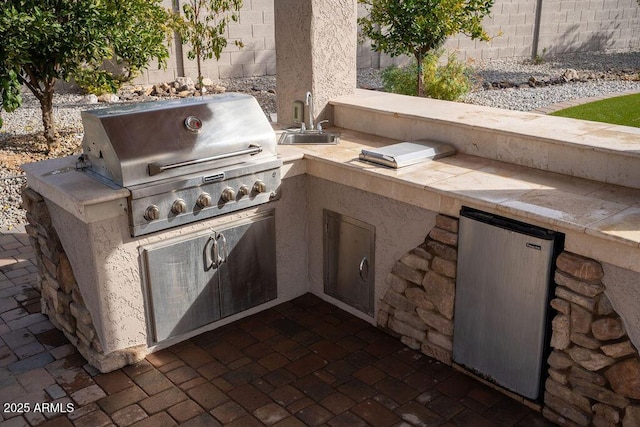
305 91 314 131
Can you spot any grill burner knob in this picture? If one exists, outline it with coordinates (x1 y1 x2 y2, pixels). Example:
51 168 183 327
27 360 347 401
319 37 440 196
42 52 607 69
171 199 187 214
221 187 236 203
144 205 160 221
238 185 250 197
253 180 267 194
196 193 212 208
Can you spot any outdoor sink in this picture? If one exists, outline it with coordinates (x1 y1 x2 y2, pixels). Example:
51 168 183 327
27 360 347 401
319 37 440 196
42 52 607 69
278 131 339 145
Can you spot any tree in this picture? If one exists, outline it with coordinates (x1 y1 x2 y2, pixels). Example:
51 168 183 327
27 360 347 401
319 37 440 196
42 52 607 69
359 0 494 97
173 0 244 87
0 0 172 150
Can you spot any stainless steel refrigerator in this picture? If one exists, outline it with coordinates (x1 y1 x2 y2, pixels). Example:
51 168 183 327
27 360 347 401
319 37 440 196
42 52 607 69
453 207 563 400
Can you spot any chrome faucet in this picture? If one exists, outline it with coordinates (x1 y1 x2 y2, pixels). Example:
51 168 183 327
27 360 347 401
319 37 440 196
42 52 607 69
305 91 314 131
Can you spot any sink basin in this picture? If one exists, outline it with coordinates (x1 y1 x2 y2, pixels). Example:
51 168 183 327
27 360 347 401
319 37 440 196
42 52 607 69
278 131 339 145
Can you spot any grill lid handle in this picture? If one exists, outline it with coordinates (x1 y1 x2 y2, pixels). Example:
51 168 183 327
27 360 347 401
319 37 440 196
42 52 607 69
148 144 263 176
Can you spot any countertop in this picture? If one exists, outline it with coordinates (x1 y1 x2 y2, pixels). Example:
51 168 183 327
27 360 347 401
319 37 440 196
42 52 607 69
277 127 640 271
22 126 640 271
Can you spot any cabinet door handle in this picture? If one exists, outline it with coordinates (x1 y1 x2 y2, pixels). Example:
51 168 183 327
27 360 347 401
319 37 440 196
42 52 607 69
358 256 369 282
218 232 228 264
204 235 215 270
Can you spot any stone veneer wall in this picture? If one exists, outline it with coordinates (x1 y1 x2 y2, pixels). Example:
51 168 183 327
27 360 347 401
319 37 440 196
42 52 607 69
544 252 640 427
21 188 143 372
377 214 459 365
376 214 640 426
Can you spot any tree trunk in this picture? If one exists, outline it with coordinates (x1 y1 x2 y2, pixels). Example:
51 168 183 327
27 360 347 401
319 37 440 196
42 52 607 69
40 82 56 152
415 52 424 97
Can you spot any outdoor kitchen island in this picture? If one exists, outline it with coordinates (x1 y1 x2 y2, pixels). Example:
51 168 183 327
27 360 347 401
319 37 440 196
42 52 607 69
22 91 640 426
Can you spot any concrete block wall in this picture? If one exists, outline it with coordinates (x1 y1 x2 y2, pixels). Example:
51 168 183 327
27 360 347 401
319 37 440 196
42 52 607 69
135 0 639 84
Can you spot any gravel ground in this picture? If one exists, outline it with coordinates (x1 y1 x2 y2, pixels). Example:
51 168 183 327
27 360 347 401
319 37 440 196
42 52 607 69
1 51 639 230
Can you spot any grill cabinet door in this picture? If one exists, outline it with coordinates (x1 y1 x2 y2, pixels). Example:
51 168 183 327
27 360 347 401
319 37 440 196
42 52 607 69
217 212 277 318
141 231 222 343
323 210 375 316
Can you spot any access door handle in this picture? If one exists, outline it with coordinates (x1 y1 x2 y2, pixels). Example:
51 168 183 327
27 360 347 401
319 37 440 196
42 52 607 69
358 256 369 282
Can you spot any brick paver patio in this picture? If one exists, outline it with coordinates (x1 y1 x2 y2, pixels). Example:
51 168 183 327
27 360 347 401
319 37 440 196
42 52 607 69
0 225 555 426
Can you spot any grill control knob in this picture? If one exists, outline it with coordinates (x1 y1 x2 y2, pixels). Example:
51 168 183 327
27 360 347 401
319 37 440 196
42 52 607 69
144 205 160 221
253 180 267 194
238 185 250 197
221 187 236 203
171 199 187 214
196 193 212 208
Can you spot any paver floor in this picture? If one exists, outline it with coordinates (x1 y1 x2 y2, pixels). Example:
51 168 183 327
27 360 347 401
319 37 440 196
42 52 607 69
0 225 556 426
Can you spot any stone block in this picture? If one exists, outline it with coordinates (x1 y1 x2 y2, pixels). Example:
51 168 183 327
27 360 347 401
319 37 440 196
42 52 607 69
425 240 457 262
600 341 636 359
383 289 416 312
43 271 60 291
427 331 452 351
543 390 592 426
70 303 92 325
394 311 428 331
431 257 456 279
412 247 432 261
77 321 96 342
596 294 614 316
592 403 620 425
405 287 435 310
548 368 568 385
57 253 76 293
400 253 430 272
21 188 44 211
388 317 426 342
569 365 607 387
551 298 571 315
427 228 457 247
604 358 640 399
567 347 615 371
548 351 575 370
555 271 604 297
387 273 408 293
551 315 570 350
623 406 640 427
556 286 596 312
392 261 424 285
569 376 630 409
42 255 58 279
421 271 455 319
400 336 421 350
421 341 451 365
570 333 601 350
416 309 453 336
570 304 593 334
592 318 625 341
435 215 458 233
545 378 592 413
556 252 604 282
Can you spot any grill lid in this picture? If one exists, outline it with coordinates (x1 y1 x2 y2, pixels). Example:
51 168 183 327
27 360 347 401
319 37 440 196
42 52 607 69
80 93 276 188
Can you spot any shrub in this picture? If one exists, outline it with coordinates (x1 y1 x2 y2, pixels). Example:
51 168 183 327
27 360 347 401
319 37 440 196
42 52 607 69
382 50 473 101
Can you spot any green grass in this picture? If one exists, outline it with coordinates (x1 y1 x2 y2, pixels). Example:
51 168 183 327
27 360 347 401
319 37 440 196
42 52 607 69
549 93 640 128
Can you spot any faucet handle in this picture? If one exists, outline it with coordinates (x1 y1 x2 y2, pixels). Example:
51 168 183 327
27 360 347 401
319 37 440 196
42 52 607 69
316 120 329 132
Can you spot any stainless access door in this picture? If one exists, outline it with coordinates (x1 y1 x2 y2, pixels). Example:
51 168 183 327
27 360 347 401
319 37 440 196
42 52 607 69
453 207 562 400
141 230 222 343
324 210 375 316
217 212 277 318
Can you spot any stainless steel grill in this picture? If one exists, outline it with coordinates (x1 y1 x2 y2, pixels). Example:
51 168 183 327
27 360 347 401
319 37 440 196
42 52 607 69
79 93 282 236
